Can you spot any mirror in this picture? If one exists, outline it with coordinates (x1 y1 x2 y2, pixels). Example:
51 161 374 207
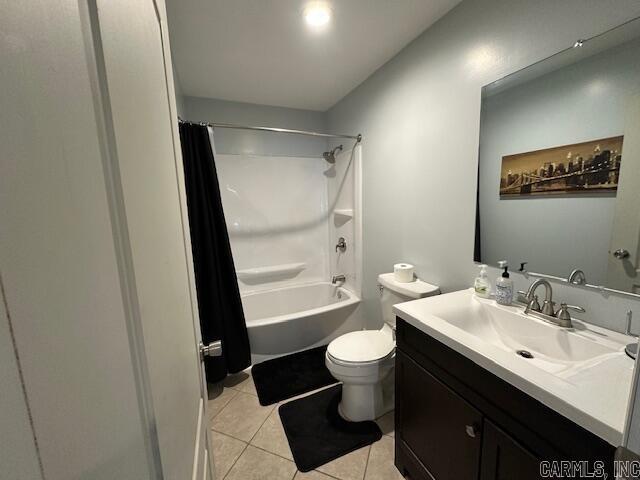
475 18 640 294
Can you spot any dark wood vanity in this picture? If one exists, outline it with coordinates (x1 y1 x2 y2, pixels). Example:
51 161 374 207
394 318 615 480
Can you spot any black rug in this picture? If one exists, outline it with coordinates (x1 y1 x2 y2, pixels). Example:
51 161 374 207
252 345 337 406
279 385 382 472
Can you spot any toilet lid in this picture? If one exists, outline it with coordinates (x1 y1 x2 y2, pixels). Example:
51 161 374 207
327 330 395 363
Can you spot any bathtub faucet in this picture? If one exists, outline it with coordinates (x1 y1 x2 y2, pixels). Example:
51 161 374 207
331 274 346 285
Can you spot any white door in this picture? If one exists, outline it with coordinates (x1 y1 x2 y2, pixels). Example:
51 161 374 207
91 0 214 478
607 95 640 293
1 0 213 478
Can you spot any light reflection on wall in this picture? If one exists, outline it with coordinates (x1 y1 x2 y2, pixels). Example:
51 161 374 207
467 44 500 75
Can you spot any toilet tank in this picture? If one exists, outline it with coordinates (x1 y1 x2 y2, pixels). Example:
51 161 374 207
377 273 440 328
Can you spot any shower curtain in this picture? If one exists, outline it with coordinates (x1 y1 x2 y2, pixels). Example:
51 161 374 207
179 122 251 382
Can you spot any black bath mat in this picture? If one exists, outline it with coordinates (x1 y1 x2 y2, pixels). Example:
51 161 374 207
251 345 337 406
279 384 382 472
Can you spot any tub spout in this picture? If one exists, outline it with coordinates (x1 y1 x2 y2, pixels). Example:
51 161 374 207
332 274 346 285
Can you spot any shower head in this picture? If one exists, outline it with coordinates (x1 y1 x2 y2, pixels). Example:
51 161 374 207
323 145 343 163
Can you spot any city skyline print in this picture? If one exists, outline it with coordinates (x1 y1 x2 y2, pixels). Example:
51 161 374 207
500 136 624 197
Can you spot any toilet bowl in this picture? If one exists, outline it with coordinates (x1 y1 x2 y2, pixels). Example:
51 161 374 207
326 272 440 422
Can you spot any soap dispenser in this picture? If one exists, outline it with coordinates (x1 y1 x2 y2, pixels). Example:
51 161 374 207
495 260 513 305
474 264 491 298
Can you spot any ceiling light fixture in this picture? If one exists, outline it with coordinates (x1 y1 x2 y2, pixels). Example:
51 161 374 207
304 2 332 29
574 39 584 48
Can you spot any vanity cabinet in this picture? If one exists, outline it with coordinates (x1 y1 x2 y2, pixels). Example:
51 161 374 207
480 420 540 480
394 318 615 480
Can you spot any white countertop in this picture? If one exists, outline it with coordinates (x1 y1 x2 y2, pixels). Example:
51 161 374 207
393 289 635 445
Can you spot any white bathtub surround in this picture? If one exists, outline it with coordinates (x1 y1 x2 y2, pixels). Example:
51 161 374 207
242 282 360 364
394 289 634 445
216 145 362 294
236 262 307 285
328 144 363 298
215 148 364 362
216 153 330 293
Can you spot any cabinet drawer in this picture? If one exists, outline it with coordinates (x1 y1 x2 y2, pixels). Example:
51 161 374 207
397 351 483 480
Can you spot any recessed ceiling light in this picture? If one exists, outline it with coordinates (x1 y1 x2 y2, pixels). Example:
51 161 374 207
304 2 332 29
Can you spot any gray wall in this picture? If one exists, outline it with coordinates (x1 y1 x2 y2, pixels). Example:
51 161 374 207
183 96 328 156
172 63 186 117
479 38 640 285
326 0 640 331
175 91 186 118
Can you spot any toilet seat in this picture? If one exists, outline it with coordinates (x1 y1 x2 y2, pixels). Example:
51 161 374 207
326 350 395 370
327 330 395 365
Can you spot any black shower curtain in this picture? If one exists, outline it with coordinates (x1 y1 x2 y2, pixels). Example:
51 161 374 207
179 122 251 383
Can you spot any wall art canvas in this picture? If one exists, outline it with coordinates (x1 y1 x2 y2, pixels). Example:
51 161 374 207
500 136 624 197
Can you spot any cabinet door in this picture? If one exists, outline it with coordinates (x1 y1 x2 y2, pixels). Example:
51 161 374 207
480 420 541 480
397 351 483 480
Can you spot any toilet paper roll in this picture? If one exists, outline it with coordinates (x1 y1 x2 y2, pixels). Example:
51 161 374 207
394 263 415 283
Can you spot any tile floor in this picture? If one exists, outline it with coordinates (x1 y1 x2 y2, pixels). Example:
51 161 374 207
208 369 402 480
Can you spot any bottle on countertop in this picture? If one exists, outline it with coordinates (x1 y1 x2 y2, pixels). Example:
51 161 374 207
474 264 491 298
495 260 513 306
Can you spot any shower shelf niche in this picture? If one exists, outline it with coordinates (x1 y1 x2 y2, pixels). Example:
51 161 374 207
333 209 354 226
236 262 306 284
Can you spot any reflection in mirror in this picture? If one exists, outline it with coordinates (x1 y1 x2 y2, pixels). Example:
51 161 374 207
475 18 640 294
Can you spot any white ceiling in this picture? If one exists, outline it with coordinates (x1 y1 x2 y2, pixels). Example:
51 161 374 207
166 0 462 111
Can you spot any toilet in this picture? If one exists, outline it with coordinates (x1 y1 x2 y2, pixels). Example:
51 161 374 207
326 272 440 422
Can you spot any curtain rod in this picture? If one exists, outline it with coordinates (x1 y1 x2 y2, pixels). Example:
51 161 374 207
178 117 362 142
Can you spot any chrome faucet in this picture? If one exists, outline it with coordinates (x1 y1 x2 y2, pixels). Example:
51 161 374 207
554 303 586 328
521 279 585 328
335 237 347 253
524 279 555 316
331 274 346 285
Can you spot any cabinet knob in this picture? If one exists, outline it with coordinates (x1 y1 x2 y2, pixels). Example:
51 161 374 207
465 424 479 438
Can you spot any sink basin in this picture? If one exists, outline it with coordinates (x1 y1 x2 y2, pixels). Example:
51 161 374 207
395 289 625 376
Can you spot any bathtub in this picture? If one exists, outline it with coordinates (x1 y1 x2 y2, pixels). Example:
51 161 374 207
242 282 361 363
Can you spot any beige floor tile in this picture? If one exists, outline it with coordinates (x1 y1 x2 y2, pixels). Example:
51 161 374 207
225 445 297 480
207 386 239 420
364 436 403 480
375 411 394 437
316 446 370 480
238 377 258 396
251 408 293 460
223 369 255 393
294 470 335 479
212 392 275 442
210 431 247 479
